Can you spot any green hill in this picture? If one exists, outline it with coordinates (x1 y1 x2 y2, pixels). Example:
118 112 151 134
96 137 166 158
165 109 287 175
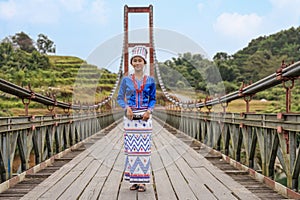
0 50 117 116
157 26 300 113
214 26 300 83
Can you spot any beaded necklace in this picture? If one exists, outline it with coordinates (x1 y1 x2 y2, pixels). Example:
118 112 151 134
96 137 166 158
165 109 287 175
132 74 147 93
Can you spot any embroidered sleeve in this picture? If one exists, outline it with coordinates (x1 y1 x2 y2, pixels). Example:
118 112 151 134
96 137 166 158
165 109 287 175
117 77 128 109
147 77 156 109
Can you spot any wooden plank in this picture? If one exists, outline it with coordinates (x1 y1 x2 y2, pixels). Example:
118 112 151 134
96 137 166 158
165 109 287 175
24 146 95 197
153 127 197 200
157 122 214 167
179 145 259 199
150 143 177 200
137 183 156 200
157 121 261 200
158 129 208 169
21 127 122 200
78 132 123 200
174 158 217 200
193 167 237 199
202 164 261 200
161 157 196 199
78 177 106 200
154 128 216 200
57 129 122 200
157 122 210 167
40 156 95 199
57 159 100 199
78 149 121 200
118 181 137 200
97 147 124 200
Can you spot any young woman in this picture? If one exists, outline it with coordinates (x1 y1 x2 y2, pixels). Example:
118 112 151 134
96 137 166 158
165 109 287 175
117 46 156 192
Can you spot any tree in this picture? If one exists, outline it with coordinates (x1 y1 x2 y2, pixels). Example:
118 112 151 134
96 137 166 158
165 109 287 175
37 34 56 54
29 50 50 70
0 41 14 65
213 52 230 61
11 32 36 53
213 52 230 67
217 63 236 82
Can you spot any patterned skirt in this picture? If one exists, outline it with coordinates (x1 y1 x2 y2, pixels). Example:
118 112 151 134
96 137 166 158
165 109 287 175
123 116 152 184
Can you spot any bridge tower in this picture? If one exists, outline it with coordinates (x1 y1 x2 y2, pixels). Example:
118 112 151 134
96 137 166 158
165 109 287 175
123 5 154 76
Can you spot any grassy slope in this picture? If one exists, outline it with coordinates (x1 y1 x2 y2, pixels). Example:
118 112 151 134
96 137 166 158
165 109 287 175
0 55 117 116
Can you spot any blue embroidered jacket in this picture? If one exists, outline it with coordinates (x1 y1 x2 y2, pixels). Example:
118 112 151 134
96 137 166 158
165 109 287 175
117 75 156 111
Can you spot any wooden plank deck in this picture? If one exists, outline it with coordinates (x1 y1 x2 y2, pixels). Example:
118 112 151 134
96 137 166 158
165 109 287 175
20 120 261 200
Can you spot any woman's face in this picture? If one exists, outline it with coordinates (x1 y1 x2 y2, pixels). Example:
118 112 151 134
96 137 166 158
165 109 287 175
131 56 145 72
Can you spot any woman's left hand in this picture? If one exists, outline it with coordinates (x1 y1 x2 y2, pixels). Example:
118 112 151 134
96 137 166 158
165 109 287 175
142 110 151 121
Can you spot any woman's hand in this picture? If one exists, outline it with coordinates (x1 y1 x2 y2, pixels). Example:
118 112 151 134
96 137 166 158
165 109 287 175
142 110 151 121
126 107 133 120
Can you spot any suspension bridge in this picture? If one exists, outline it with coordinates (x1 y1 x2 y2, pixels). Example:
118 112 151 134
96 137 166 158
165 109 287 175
0 5 300 200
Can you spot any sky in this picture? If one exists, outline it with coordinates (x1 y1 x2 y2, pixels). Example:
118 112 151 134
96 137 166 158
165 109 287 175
1 0 300 66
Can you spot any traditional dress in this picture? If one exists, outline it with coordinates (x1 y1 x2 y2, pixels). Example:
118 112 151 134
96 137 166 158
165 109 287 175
117 74 156 184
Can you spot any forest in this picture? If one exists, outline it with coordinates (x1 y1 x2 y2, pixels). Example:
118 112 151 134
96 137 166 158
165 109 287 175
0 26 300 115
158 26 300 112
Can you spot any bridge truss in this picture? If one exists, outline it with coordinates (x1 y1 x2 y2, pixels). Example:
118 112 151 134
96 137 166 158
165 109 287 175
0 4 300 196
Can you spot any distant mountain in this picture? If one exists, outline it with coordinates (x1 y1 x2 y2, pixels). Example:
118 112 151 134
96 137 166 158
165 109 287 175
155 26 300 112
214 26 300 83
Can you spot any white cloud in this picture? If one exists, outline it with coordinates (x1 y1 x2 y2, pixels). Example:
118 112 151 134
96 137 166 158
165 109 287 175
268 0 300 25
197 3 204 12
0 0 17 20
0 0 108 25
213 12 263 39
91 0 107 23
269 0 300 9
0 0 60 24
80 0 108 25
59 0 85 12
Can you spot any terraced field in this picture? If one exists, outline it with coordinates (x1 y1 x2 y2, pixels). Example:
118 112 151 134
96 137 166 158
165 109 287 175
0 55 118 116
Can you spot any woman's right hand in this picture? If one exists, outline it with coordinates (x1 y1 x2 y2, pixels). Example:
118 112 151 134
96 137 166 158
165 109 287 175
126 107 133 120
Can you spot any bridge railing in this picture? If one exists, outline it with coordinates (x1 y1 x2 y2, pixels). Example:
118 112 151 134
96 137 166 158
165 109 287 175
0 111 122 182
155 110 300 191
